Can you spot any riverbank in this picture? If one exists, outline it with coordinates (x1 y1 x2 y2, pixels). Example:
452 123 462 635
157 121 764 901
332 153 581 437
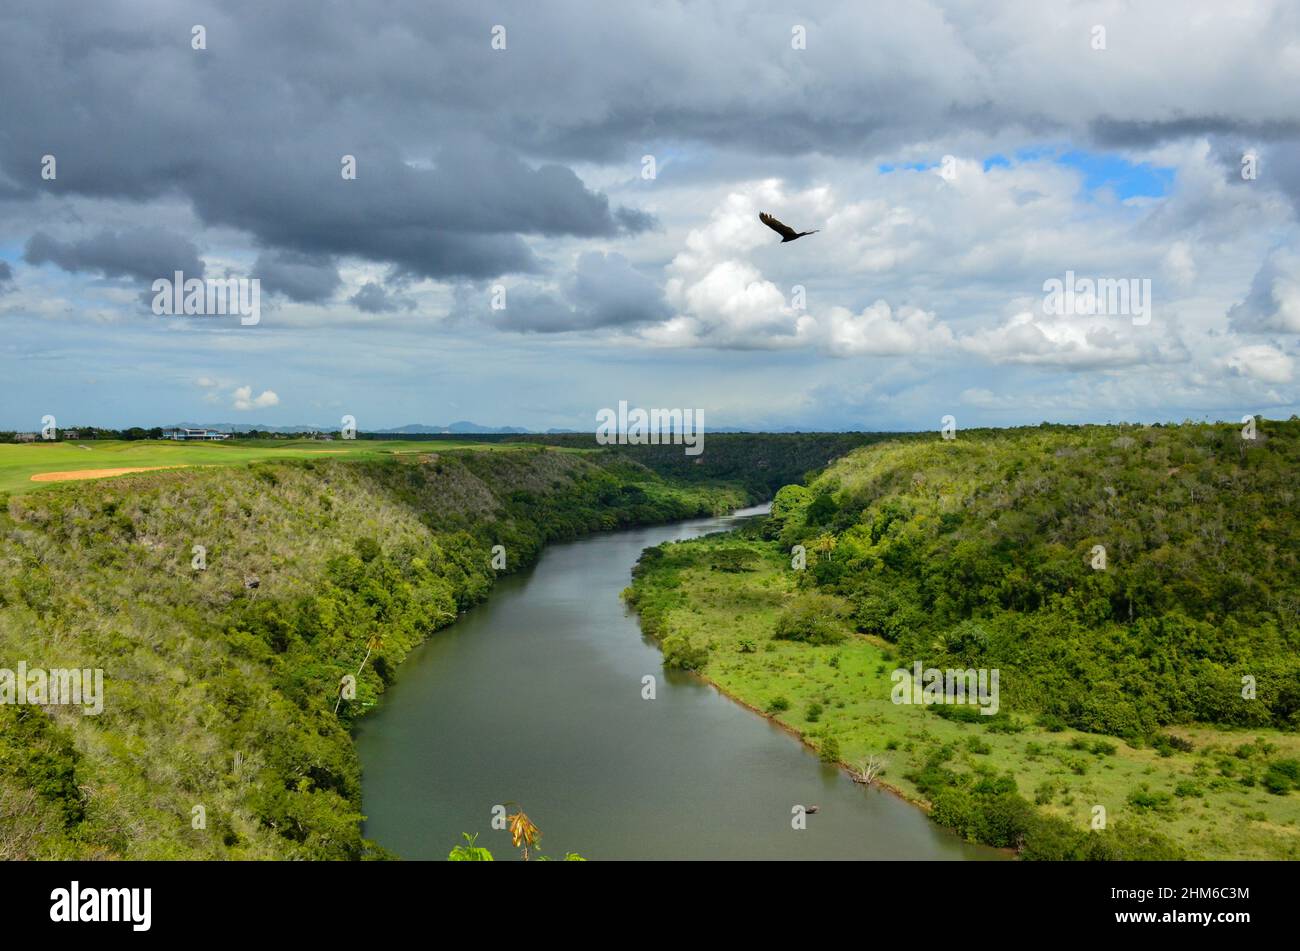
623 530 1300 860
356 506 998 860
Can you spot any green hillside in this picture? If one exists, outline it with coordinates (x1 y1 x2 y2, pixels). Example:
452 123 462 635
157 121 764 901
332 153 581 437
625 420 1300 859
0 448 741 859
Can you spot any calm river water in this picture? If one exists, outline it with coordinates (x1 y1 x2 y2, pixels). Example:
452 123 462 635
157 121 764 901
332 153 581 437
355 505 999 860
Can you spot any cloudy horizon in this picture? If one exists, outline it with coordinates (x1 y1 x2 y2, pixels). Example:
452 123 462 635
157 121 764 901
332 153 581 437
2 0 1299 432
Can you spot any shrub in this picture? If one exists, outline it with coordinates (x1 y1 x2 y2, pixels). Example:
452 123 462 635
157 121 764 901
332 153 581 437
1263 765 1295 796
972 793 1035 848
1126 785 1174 812
1270 758 1300 782
661 633 709 671
709 548 756 573
1018 814 1086 860
774 593 848 645
930 786 1035 849
985 715 1025 734
1081 822 1187 861
1153 733 1194 755
933 705 985 724
448 833 494 861
1037 713 1068 732
930 788 977 836
1020 817 1186 861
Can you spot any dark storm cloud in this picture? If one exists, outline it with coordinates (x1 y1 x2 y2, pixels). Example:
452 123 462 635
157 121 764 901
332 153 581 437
181 143 653 281
1090 116 1300 148
527 99 1061 164
350 281 413 314
3 0 1299 297
23 228 205 282
253 250 341 303
0 1 654 284
0 261 11 281
531 110 892 162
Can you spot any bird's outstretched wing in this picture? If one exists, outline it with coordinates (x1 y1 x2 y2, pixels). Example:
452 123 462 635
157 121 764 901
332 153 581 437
759 212 798 241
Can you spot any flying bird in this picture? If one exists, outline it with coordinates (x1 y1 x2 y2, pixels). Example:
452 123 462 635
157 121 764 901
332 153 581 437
759 211 819 243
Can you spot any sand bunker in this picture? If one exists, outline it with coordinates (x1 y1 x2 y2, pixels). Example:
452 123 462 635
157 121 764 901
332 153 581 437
31 466 187 483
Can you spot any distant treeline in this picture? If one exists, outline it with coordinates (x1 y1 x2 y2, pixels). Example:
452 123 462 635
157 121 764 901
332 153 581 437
5 427 343 441
3 427 168 441
516 432 899 501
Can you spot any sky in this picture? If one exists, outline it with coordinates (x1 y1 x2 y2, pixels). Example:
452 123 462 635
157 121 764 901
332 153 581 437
2 0 1299 432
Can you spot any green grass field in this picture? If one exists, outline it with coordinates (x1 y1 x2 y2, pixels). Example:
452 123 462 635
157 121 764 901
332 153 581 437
626 535 1300 860
0 438 563 495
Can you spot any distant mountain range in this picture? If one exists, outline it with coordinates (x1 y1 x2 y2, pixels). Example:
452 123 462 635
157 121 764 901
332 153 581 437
171 421 843 435
173 421 564 435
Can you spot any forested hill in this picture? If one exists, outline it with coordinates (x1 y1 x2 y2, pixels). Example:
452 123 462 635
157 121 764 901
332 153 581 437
0 448 742 859
623 419 1299 858
772 419 1300 734
515 432 897 500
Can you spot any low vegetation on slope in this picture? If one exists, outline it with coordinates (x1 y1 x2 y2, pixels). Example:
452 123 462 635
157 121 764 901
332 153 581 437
625 420 1300 859
0 448 742 859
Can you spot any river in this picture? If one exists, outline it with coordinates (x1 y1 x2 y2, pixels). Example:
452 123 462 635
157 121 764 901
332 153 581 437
355 505 999 860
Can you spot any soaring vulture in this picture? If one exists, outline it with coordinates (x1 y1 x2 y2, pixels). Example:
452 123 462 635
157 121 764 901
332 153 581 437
759 211 819 243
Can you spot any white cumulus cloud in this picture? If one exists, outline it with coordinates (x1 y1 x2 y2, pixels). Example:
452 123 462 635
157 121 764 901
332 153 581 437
232 386 280 411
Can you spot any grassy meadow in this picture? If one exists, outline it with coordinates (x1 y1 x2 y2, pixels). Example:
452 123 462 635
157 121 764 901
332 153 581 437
626 535 1300 860
0 438 573 495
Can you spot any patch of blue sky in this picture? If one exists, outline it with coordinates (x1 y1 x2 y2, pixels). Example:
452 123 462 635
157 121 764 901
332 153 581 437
1009 146 1175 198
1055 150 1174 199
877 160 937 174
881 148 1172 200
